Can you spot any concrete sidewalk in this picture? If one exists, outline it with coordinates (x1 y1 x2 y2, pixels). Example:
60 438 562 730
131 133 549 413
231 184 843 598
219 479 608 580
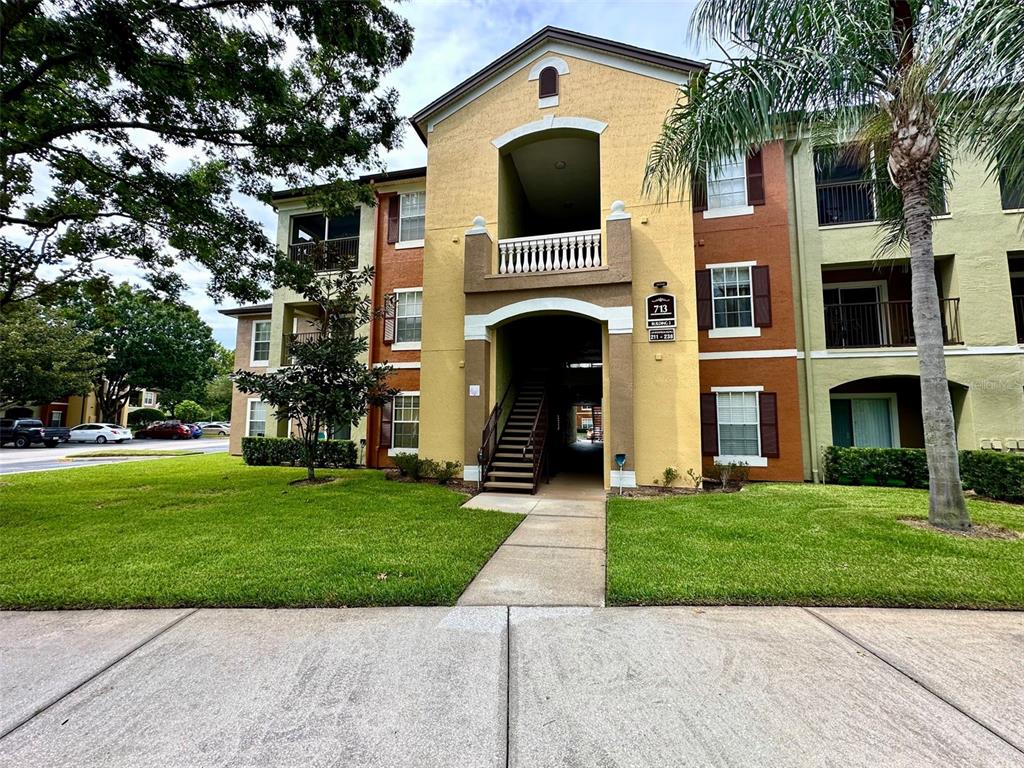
457 479 606 606
2 607 1022 767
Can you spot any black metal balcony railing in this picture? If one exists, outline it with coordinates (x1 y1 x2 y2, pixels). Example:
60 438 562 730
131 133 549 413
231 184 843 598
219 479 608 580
1013 295 1024 343
817 180 876 226
288 332 323 345
288 237 358 272
824 298 962 348
816 180 948 226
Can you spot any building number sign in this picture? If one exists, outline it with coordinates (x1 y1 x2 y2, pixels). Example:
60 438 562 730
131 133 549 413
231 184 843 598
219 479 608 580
645 293 676 329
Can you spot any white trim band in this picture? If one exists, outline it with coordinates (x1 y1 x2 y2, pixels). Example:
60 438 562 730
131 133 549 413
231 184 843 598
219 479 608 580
465 298 633 340
810 345 1024 359
699 348 802 360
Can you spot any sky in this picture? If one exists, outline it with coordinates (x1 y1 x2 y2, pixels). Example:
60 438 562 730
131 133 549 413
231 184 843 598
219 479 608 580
193 0 707 346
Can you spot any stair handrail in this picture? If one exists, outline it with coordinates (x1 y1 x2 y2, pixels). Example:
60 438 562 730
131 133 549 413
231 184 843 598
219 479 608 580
478 378 515 483
522 391 549 493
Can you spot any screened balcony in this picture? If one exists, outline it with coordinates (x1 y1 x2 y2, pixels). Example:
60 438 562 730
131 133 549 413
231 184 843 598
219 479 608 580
288 210 360 272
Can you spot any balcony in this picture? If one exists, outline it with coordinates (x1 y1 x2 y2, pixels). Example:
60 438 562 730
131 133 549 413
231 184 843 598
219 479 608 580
497 229 602 274
816 180 877 226
288 237 358 272
824 298 962 348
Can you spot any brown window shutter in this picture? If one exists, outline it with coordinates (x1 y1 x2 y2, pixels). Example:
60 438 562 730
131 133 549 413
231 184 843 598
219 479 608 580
691 171 708 212
696 269 713 330
746 149 765 206
387 195 400 244
700 393 718 456
539 67 558 98
379 398 393 448
752 265 772 327
382 292 396 344
759 392 779 458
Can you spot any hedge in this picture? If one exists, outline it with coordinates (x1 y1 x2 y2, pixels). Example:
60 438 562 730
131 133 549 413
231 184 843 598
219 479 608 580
823 446 1024 503
241 437 357 469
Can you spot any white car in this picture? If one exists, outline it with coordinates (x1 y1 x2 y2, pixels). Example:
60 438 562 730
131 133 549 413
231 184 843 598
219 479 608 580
202 422 230 436
68 423 133 444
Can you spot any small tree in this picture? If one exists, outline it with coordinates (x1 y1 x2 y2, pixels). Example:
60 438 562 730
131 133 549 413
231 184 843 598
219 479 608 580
235 266 396 482
174 400 205 424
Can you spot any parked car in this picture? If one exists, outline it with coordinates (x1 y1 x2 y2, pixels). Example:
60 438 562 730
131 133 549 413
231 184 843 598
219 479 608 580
185 423 203 439
133 421 192 440
0 419 70 448
68 423 133 444
202 422 231 436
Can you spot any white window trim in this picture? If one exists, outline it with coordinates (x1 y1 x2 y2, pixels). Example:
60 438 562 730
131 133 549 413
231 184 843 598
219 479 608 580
709 262 758 334
712 387 767 467
245 398 268 438
704 153 750 218
393 287 423 350
388 390 420 456
829 393 901 448
397 191 425 248
538 95 559 109
250 319 271 367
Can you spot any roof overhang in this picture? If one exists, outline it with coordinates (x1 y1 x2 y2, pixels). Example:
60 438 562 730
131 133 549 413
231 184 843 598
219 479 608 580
270 166 427 206
218 304 273 317
410 26 707 143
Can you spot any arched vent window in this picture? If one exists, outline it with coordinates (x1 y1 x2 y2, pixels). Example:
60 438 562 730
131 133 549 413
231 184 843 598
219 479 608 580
538 66 558 98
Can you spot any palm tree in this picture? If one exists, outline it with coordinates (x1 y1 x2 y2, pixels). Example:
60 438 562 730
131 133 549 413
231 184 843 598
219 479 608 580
646 0 1023 530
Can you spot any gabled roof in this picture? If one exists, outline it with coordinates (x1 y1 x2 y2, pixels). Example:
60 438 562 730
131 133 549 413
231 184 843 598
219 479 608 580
410 26 706 143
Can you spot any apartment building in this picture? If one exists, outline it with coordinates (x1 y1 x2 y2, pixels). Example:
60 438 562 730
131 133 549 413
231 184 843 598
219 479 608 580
222 26 1024 489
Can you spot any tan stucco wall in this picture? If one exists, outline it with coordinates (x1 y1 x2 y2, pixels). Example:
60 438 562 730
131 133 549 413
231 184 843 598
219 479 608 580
790 143 1024 468
418 52 699 484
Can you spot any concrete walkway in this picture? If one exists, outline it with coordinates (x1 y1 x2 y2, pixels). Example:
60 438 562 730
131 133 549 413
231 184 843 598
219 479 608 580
457 476 606 607
1 607 1022 767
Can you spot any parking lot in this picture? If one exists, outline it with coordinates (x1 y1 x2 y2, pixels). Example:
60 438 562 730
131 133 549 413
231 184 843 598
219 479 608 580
0 438 229 475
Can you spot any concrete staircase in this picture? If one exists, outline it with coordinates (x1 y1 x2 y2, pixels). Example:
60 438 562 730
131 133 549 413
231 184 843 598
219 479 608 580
483 382 546 493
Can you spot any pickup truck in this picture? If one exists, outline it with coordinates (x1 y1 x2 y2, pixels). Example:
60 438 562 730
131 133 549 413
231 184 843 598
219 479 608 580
0 418 70 448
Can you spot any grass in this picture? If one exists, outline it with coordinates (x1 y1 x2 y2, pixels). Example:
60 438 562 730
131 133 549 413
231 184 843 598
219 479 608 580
0 454 522 609
68 449 203 458
608 483 1024 609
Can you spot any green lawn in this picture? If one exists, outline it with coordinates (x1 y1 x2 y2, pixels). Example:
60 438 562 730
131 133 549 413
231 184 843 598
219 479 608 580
0 454 522 609
608 484 1024 609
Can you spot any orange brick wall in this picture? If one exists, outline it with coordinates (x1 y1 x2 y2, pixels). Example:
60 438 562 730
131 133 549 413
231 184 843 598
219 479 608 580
367 190 424 468
694 141 805 480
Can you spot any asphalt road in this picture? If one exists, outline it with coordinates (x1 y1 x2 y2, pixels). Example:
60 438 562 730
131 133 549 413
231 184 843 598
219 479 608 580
0 437 229 475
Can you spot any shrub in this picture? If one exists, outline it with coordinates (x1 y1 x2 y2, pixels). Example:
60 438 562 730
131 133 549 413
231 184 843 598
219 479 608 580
661 467 680 488
686 468 704 490
718 461 749 491
823 446 1024 503
392 452 426 480
822 446 929 489
174 399 205 424
430 460 462 485
127 407 165 427
241 437 356 468
959 451 1024 503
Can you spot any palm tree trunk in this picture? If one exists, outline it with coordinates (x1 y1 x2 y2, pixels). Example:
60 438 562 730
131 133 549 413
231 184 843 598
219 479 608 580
903 181 970 529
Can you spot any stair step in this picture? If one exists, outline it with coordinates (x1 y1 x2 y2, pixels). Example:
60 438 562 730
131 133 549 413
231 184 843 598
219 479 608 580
501 435 529 442
488 470 533 479
483 481 535 492
495 452 533 459
491 461 532 468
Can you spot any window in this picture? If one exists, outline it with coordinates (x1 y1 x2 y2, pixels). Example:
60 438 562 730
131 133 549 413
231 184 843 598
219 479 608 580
398 192 425 243
999 168 1024 211
49 411 63 427
711 266 754 328
707 153 747 210
392 393 419 451
831 396 897 448
252 320 271 365
538 66 558 98
143 391 156 406
395 289 422 345
247 400 267 438
716 391 760 457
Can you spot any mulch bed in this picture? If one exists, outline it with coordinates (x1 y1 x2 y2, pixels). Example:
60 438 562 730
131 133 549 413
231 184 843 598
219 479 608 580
900 518 1022 540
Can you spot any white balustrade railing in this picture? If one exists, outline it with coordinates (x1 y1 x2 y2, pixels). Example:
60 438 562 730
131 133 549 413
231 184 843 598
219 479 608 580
497 229 601 275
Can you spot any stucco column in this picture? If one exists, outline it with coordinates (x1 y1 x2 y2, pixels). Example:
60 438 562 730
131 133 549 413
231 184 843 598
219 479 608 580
463 337 491 477
608 330 635 485
464 216 493 290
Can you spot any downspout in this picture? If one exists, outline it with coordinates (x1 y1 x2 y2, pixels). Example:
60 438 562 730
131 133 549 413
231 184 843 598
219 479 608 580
790 138 820 482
